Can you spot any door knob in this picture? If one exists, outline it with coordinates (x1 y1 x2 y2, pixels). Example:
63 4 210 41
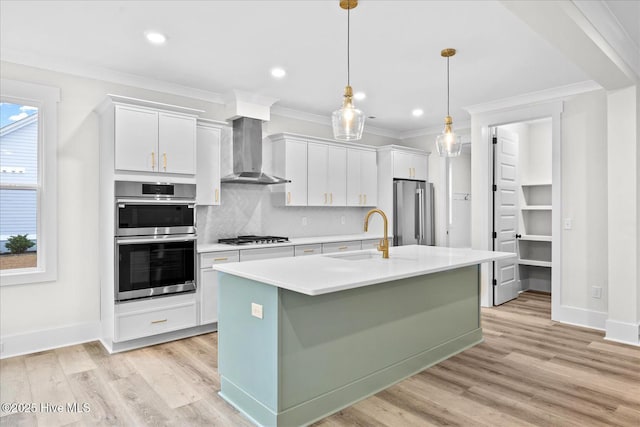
515 234 522 239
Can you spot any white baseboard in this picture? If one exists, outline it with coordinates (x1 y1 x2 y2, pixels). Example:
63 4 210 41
0 321 100 359
553 304 607 331
605 319 640 346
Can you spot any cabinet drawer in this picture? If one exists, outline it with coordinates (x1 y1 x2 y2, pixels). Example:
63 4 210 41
115 300 197 342
200 250 240 269
240 246 295 262
295 244 322 256
322 241 362 254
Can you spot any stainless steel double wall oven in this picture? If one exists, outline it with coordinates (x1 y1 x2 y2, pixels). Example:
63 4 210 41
115 181 197 302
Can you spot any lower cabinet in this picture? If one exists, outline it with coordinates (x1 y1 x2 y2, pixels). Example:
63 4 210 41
361 238 391 250
295 244 322 256
114 293 197 342
321 240 362 254
199 250 240 325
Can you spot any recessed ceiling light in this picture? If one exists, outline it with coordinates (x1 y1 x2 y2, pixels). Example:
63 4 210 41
271 67 286 79
354 92 366 101
412 108 424 117
145 31 167 45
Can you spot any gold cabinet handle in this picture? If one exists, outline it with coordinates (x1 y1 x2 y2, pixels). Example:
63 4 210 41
364 194 367 205
213 257 228 262
303 249 315 253
338 246 348 250
330 192 333 204
163 153 167 171
324 193 328 204
287 192 291 204
151 152 156 170
215 188 219 203
151 319 167 324
359 194 362 205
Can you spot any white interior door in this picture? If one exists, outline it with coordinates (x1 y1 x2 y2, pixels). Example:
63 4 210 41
493 127 519 305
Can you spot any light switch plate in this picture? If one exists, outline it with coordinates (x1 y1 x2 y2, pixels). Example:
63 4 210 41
564 218 572 230
251 303 263 319
591 286 602 299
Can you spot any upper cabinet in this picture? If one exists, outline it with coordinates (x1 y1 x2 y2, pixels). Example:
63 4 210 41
347 148 377 206
308 143 346 206
392 150 428 181
196 121 228 206
269 133 378 208
99 95 202 177
271 135 308 206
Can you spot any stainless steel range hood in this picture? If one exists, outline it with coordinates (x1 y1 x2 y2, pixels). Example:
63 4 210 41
220 117 289 185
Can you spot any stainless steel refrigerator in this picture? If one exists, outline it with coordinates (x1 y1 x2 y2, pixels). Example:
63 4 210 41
393 180 435 246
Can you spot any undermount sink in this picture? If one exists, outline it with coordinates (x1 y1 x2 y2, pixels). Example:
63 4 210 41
325 251 381 261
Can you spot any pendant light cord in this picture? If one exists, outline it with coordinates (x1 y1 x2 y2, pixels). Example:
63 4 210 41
347 1 351 87
446 56 450 116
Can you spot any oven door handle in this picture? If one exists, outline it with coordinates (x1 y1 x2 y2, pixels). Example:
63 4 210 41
116 198 196 207
116 234 197 244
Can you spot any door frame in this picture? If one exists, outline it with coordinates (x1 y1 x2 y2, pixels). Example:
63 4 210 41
470 101 562 318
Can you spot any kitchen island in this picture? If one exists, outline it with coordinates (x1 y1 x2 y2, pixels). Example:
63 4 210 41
214 245 514 427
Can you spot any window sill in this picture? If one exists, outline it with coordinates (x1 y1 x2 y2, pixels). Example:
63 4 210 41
0 268 56 286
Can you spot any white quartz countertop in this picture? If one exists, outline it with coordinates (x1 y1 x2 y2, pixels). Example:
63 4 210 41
197 233 388 253
213 245 515 296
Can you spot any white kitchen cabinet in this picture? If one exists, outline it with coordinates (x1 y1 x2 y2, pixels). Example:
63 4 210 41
112 102 197 175
196 123 224 205
114 293 197 342
347 148 377 206
199 250 239 325
272 136 308 206
240 246 295 262
321 240 362 254
158 112 196 174
307 143 346 206
393 151 428 180
295 244 322 256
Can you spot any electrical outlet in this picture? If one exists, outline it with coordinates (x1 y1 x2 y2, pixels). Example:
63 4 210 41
591 286 602 299
251 303 263 319
564 218 572 230
302 216 307 226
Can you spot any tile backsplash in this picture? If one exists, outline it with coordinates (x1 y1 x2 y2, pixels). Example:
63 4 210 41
197 185 371 243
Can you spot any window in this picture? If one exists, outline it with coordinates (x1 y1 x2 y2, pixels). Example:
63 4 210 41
0 80 59 285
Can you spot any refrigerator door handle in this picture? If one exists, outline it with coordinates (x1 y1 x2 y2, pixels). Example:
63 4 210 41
415 189 421 240
419 188 426 243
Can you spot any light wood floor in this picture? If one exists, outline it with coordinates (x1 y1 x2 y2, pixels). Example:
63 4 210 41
1 292 639 426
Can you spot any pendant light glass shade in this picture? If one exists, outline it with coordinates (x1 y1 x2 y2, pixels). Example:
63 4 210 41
332 85 365 140
435 48 462 157
332 0 365 141
435 116 462 157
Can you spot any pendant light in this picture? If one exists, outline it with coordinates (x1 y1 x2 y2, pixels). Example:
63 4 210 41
332 0 365 141
435 48 462 157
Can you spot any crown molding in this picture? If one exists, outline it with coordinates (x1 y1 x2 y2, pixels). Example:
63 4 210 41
270 105 402 139
572 0 639 80
1 48 226 104
463 80 602 115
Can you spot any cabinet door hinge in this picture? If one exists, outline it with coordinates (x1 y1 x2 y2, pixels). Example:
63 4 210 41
493 279 497 286
492 231 497 239
492 137 497 144
493 184 497 191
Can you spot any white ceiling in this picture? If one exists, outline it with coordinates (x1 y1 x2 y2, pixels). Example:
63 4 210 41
0 0 598 134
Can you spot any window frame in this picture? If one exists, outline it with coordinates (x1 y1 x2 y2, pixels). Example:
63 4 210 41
1 79 59 285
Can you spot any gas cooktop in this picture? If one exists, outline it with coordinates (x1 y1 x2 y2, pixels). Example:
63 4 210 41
218 235 289 245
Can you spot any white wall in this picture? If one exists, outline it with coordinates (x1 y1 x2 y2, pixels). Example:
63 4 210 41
0 60 397 350
606 85 639 345
561 91 608 315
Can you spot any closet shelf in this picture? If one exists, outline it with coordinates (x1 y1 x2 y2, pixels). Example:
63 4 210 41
518 259 552 267
521 205 552 211
521 182 552 187
520 235 552 242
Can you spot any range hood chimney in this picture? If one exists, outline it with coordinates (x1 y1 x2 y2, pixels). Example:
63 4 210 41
220 91 289 185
